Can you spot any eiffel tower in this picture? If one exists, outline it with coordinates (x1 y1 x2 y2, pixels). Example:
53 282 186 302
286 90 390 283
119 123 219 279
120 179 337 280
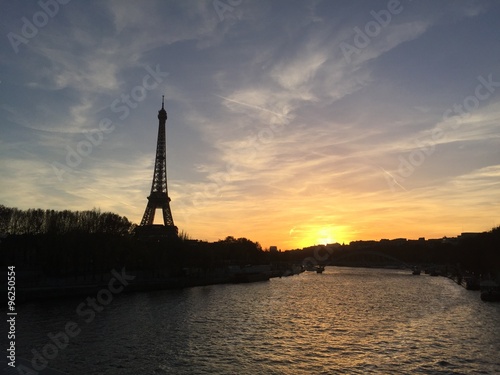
137 97 178 239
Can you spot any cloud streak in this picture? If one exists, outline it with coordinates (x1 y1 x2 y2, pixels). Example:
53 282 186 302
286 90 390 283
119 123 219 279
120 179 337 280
1 0 499 248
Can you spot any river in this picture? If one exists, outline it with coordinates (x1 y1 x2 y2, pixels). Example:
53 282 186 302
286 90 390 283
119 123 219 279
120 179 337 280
10 267 500 374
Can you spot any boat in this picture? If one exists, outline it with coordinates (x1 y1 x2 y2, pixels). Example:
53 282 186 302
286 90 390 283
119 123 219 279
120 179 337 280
429 269 440 276
230 264 271 283
481 290 500 302
480 280 500 302
412 267 421 275
303 264 325 273
464 276 481 290
231 272 270 284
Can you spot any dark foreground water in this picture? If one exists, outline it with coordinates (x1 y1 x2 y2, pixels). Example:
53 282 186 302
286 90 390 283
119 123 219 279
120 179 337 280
10 267 500 374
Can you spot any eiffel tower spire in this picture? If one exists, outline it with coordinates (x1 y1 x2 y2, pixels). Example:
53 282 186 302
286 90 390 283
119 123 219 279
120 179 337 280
137 97 178 238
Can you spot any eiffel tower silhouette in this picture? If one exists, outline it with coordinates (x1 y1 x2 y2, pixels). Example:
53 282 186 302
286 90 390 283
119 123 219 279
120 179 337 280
137 97 178 239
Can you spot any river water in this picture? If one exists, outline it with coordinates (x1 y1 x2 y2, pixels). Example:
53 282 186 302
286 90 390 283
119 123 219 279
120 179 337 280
11 267 500 374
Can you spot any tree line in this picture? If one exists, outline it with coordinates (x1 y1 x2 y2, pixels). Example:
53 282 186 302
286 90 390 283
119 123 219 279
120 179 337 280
1 204 498 287
0 205 133 235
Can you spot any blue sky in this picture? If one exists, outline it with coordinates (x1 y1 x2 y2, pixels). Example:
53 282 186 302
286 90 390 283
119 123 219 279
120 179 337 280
1 0 499 249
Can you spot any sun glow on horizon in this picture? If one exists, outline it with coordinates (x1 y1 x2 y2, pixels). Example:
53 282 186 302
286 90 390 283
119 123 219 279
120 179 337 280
292 226 352 248
317 228 335 245
2 2 499 255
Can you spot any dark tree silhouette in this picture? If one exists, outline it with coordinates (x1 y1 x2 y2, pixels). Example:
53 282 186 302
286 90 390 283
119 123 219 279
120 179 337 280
0 205 133 235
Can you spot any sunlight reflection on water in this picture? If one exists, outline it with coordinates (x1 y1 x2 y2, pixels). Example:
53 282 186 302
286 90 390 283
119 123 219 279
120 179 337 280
17 267 500 374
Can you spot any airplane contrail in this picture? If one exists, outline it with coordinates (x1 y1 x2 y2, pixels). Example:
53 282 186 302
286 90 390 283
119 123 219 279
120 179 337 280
379 166 407 192
214 93 341 129
214 94 289 119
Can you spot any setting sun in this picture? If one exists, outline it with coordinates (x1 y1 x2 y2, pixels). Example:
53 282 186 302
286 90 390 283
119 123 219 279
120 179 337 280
1 0 499 252
317 228 335 245
290 225 352 248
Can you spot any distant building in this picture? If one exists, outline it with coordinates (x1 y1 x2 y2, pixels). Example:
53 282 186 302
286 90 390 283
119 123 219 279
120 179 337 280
349 240 378 249
391 238 407 246
459 232 482 239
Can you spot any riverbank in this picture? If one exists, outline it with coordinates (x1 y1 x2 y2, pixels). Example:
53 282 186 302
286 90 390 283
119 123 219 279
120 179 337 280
17 275 233 302
14 265 294 302
444 272 500 302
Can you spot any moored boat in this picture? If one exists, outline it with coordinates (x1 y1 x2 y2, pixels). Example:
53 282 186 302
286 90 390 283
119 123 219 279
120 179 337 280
303 264 325 273
480 280 500 302
464 276 481 290
231 272 270 283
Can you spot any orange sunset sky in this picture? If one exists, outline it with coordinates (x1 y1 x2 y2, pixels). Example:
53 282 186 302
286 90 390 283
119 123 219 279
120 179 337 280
1 1 499 249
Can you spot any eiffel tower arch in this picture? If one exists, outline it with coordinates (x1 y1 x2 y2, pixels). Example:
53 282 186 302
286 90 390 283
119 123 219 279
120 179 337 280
136 97 178 239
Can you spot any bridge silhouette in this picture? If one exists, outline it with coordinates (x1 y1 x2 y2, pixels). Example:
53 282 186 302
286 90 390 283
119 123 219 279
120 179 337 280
325 250 414 270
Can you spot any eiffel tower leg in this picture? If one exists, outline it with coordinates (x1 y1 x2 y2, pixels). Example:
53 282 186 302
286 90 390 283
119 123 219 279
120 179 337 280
140 204 156 226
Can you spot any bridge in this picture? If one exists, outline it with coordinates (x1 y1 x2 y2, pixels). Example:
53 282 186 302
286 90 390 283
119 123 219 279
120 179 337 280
327 250 414 270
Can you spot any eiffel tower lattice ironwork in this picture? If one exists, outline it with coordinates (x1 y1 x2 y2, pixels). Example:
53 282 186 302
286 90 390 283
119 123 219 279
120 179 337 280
138 96 178 238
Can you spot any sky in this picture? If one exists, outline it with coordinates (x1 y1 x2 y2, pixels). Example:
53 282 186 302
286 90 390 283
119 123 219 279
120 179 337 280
1 0 500 250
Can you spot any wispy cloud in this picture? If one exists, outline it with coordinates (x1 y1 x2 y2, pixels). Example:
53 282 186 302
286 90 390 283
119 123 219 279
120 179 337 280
1 1 499 248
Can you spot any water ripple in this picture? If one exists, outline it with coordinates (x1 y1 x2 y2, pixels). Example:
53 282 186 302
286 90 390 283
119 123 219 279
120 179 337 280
15 268 500 374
